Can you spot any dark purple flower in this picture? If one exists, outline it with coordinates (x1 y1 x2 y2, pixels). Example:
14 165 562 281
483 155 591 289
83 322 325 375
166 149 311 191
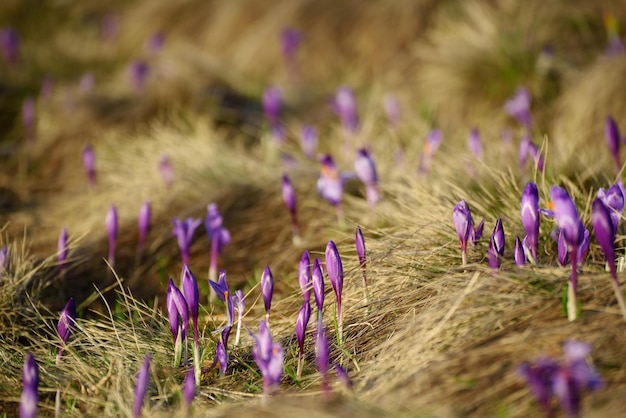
205 203 230 286
335 364 353 391
605 116 621 171
467 128 482 159
325 240 344 342
145 31 165 55
22 97 35 143
138 201 151 252
383 94 401 128
504 86 532 130
514 236 526 266
128 60 150 92
133 353 151 418
0 27 19 65
518 357 559 415
106 205 118 267
315 318 331 396
261 265 274 324
453 199 473 265
58 227 68 272
250 320 284 396
215 339 228 374
299 251 311 301
172 218 201 265
550 187 583 251
331 85 359 135
159 153 174 186
521 182 540 262
355 226 368 297
317 155 343 207
56 297 76 362
592 198 617 280
295 300 311 378
182 368 195 408
300 125 318 159
19 353 38 418
312 257 325 315
83 145 96 187
598 185 624 232
354 148 379 207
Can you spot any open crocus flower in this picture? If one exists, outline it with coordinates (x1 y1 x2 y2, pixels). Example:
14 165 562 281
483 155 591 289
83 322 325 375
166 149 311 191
295 300 311 378
167 278 188 367
20 353 38 418
550 186 585 321
205 203 231 290
325 241 344 344
58 227 68 274
261 265 274 326
312 258 325 318
299 251 311 301
83 145 96 188
250 320 284 397
592 198 626 320
354 148 380 208
106 205 118 267
172 218 201 266
521 182 540 263
133 353 151 418
300 125 318 159
332 85 359 136
467 128 482 160
504 86 532 131
488 218 505 270
605 116 621 171
281 174 300 242
418 129 443 174
182 265 201 384
597 185 624 232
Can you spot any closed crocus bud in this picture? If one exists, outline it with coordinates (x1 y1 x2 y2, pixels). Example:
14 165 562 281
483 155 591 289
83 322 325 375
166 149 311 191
453 200 473 265
315 318 331 396
261 265 274 324
605 116 621 171
504 86 532 130
182 265 199 330
262 86 282 127
521 182 540 262
514 236 526 266
58 227 68 272
182 368 195 408
166 280 180 343
106 205 118 267
19 353 38 418
216 339 228 374
0 27 19 65
598 185 624 232
57 297 76 361
488 233 500 270
312 258 325 315
138 201 151 250
354 148 379 207
167 278 188 342
83 145 96 187
592 198 617 279
467 128 482 159
133 353 151 418
557 230 569 267
325 240 343 314
295 300 311 378
299 251 311 301
128 60 150 92
332 85 359 135
300 125 318 159
493 218 505 255
355 226 367 295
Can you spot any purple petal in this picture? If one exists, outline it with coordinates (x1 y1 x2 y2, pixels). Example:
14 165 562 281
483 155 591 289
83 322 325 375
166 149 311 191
261 265 274 314
19 353 38 418
133 353 151 418
299 251 311 301
312 258 325 312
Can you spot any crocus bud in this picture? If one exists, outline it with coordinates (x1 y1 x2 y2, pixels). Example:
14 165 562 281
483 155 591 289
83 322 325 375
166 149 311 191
592 198 617 279
172 218 201 265
325 241 343 313
159 153 174 186
22 97 35 143
262 86 282 127
354 148 379 207
488 238 499 269
487 219 505 270
138 201 151 249
335 364 353 391
182 265 199 329
282 174 296 216
295 300 311 357
106 205 118 266
281 28 302 61
557 230 569 267
312 258 325 314
216 339 228 374
315 318 330 396
355 226 367 289
57 297 76 360
504 86 532 130
521 182 540 262
0 27 19 65
514 236 526 266
128 60 150 92
166 278 188 343
453 199 473 264
83 145 96 187
182 368 195 408
299 251 311 301
317 155 343 207
133 353 151 418
605 116 621 171
332 85 359 135
19 353 38 418
598 185 624 232
467 128 482 159
383 94 401 127
58 227 68 272
261 265 274 323
300 125 318 159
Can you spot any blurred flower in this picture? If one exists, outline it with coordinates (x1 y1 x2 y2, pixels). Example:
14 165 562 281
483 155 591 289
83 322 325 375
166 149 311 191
158 153 174 187
325 240 344 343
58 227 68 273
233 289 245 346
355 226 368 302
250 320 284 396
40 76 54 99
335 364 353 391
300 125 318 159
205 203 230 287
182 265 201 384
262 86 284 143
312 257 325 317
0 27 19 65
521 182 540 262
133 353 151 418
22 97 35 143
504 86 532 131
317 154 343 208
261 265 274 325
315 318 331 397
101 14 120 42
128 60 150 92
166 278 188 367
106 205 118 267
281 28 302 61
299 251 311 302
331 85 359 136
19 353 38 418
354 148 380 208
0 245 7 275
514 236 526 266
56 297 76 362
501 128 513 149
182 368 195 409
295 300 311 378
519 135 530 171
488 218 505 269
137 201 151 257
282 174 300 241
518 357 560 415
145 31 165 55
467 128 482 160
528 141 545 173
172 218 201 265
592 198 617 279
79 72 94 93
83 145 96 188
418 129 443 174
605 116 621 171
597 185 624 232
604 12 625 55
383 93 401 128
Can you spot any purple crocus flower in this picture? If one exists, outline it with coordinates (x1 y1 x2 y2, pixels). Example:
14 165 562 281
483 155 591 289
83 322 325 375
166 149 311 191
79 72 94 93
281 28 302 61
317 155 343 216
518 357 560 416
504 86 532 131
233 289 245 346
332 85 359 136
354 148 380 208
182 368 195 409
521 182 540 262
605 116 621 171
145 31 165 55
19 353 38 418
22 97 35 143
261 265 274 325
167 278 188 366
172 218 201 265
453 199 473 266
0 245 7 275
137 201 151 258
208 270 235 353
106 205 118 267
133 353 151 418
58 227 68 274
205 203 230 289
299 251 311 301
215 339 228 374
335 364 353 391
488 218 505 269
383 93 401 128
315 318 331 397
159 153 174 187
282 174 300 242
83 145 96 188
519 135 531 171
514 236 526 266
262 86 283 142
550 186 584 321
250 320 284 396
128 60 150 92
557 230 569 267
467 128 482 160
418 129 443 174
312 257 325 317
325 240 344 343
182 265 201 384
355 226 368 302
300 125 318 159
56 297 76 362
0 27 19 65
597 185 624 232
295 300 311 378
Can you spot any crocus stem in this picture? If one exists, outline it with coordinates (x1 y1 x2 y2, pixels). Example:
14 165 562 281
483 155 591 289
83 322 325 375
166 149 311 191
461 250 467 267
337 303 343 346
234 314 242 347
265 311 270 329
55 356 61 418
610 279 626 321
193 341 201 386
297 353 304 379
173 332 182 367
291 216 301 245
567 248 578 321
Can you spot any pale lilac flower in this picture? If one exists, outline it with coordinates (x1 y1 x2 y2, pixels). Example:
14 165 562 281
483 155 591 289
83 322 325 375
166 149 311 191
325 240 344 343
205 203 230 288
83 145 96 187
300 125 318 159
261 265 274 325
145 31 165 55
312 257 325 317
355 226 368 301
159 153 174 187
282 174 299 241
79 72 94 93
605 116 621 171
19 353 38 418
501 128 513 149
317 154 343 210
504 86 532 130
172 218 201 265
467 128 482 159
354 148 379 207
56 297 76 362
418 129 443 174
101 14 119 42
295 300 311 378
0 27 19 65
58 227 68 273
299 251 311 301
128 60 150 92
521 182 540 262
331 85 359 136
137 201 151 257
383 94 400 128
250 320 284 396
133 353 151 418
281 28 302 61
106 205 118 267
315 318 331 397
